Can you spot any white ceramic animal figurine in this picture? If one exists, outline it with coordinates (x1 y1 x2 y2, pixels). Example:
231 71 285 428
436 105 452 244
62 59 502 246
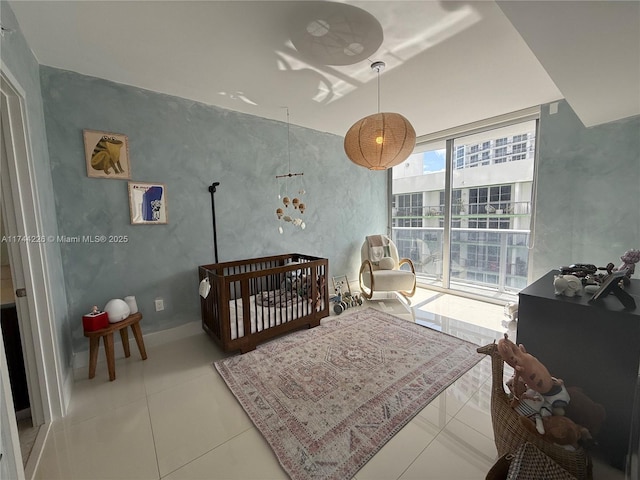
553 274 583 297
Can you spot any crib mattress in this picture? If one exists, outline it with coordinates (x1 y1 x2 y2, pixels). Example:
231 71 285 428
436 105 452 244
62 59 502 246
228 295 320 340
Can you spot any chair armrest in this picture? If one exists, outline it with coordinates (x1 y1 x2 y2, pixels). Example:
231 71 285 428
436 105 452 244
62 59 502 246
360 259 374 272
399 258 416 274
398 258 417 297
359 260 375 299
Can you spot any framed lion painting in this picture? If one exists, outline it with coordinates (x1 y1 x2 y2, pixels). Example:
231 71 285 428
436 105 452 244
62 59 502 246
83 129 131 179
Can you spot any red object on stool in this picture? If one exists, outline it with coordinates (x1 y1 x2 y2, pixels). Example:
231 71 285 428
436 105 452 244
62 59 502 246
82 311 109 332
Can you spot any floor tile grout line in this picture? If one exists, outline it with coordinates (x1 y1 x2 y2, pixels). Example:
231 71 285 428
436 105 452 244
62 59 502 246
408 292 444 310
142 366 219 399
142 368 162 480
436 424 500 468
157 426 255 479
448 381 497 443
391 421 450 480
52 391 147 433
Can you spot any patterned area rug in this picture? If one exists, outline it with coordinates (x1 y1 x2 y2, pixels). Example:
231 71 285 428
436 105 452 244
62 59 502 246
214 308 483 480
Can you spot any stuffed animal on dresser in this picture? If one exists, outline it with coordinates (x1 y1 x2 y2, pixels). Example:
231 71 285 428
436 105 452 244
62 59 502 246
553 274 583 297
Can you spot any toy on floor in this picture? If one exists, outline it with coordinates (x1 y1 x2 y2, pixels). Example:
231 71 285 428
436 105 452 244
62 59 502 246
331 275 363 314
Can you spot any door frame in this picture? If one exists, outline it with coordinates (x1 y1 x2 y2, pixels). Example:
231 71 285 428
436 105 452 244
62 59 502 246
1 64 65 473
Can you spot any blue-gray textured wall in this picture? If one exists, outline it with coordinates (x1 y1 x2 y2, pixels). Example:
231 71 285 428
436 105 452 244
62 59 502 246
532 100 640 280
39 67 387 353
0 2 73 386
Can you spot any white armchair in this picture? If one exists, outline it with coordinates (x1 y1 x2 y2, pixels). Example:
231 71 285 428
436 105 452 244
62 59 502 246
359 235 416 300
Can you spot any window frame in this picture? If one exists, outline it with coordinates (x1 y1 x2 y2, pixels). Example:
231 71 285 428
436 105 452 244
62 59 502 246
389 106 541 295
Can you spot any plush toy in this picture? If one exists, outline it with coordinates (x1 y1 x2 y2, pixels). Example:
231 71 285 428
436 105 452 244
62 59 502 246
507 382 550 434
564 386 606 438
616 248 640 276
553 274 583 297
497 334 570 415
520 414 592 450
313 275 325 311
613 248 640 286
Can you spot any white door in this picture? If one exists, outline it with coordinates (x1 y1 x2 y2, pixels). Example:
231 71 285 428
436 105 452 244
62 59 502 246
1 103 43 425
1 66 66 476
1 95 26 480
0 66 66 424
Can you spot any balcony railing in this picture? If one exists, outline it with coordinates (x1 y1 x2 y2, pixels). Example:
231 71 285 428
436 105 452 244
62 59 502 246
393 201 531 218
392 226 531 294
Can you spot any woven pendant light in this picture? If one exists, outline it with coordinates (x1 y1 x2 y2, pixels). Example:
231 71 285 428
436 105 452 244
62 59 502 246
344 61 416 170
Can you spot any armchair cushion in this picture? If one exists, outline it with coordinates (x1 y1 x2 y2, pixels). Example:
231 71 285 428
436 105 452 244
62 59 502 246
378 257 396 270
361 269 415 292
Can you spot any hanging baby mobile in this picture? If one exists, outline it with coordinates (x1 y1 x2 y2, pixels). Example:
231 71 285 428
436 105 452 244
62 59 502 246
275 108 307 234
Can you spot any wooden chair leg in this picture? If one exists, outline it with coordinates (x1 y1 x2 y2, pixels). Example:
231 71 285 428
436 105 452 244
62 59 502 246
88 336 100 379
103 333 116 381
131 322 147 360
120 327 131 358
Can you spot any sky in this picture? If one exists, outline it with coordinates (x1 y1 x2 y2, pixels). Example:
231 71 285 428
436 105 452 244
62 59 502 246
422 149 446 173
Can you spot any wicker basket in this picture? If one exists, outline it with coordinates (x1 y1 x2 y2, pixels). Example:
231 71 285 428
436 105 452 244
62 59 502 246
477 343 592 480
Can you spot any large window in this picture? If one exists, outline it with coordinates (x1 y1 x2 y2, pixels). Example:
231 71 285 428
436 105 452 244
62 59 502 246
393 193 423 228
392 115 537 297
468 185 512 229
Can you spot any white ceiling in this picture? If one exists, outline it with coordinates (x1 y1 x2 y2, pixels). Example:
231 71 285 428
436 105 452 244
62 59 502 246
6 1 639 137
497 0 640 128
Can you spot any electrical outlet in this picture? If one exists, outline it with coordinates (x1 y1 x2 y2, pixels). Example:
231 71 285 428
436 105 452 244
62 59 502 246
154 298 164 311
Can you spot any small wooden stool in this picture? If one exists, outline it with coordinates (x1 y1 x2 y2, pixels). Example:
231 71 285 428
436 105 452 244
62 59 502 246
84 312 147 381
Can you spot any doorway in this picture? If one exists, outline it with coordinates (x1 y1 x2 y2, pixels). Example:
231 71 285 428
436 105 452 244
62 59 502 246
1 195 39 467
1 67 65 478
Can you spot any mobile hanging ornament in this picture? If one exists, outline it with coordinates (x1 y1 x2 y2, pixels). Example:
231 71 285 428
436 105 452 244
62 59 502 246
275 108 307 233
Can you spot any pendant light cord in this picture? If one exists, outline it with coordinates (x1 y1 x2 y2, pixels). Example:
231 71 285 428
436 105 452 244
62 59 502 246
377 68 381 113
371 61 385 113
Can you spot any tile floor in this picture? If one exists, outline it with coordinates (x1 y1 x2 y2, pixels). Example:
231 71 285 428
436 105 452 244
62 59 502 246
31 290 624 479
18 414 40 466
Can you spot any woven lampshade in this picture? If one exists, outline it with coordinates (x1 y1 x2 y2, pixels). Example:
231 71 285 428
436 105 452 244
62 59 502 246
344 112 417 170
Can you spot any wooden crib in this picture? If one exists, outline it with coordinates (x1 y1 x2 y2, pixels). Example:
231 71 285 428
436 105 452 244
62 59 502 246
199 253 329 353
